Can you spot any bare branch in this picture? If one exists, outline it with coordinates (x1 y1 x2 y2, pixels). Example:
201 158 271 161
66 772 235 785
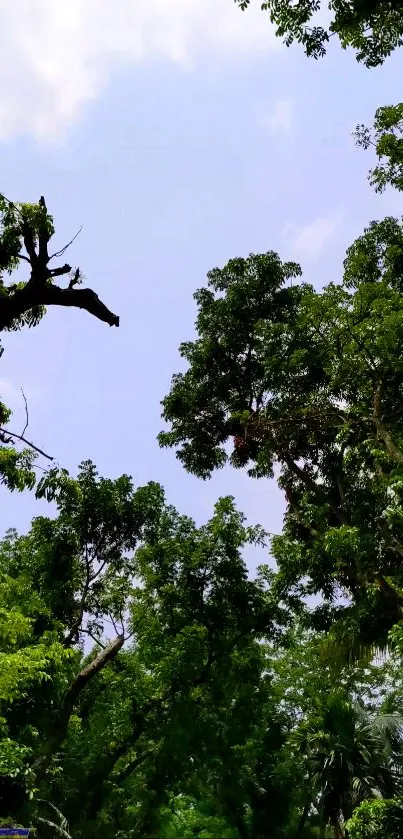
110 615 119 636
81 629 107 650
40 285 120 327
38 196 50 268
89 558 108 583
20 387 29 438
0 197 118 329
49 263 71 278
50 226 83 260
0 426 53 460
0 282 119 330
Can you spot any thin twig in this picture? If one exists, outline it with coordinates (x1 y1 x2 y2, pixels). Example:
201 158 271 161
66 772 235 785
20 387 29 437
0 426 53 459
32 463 52 474
89 558 108 583
110 615 119 636
82 629 107 650
50 226 83 260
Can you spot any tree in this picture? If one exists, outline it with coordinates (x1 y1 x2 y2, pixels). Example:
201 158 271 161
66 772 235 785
234 0 403 67
355 104 403 193
0 194 119 493
159 230 403 652
346 799 403 839
0 461 281 837
294 691 403 837
4 466 403 837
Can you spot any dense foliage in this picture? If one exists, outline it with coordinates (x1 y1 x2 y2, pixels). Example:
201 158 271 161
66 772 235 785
3 476 403 838
160 215 403 653
346 799 403 839
355 103 403 193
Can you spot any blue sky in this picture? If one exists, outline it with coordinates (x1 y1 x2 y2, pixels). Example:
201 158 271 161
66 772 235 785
1 0 402 573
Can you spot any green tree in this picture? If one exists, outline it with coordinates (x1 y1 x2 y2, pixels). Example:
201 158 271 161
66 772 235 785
294 692 403 837
346 798 403 839
0 461 164 822
0 194 119 493
0 461 283 838
159 228 403 652
355 103 403 193
235 0 403 67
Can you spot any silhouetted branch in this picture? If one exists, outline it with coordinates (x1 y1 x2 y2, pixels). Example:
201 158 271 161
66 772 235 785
50 226 83 259
0 426 53 459
0 283 119 330
20 387 29 437
49 263 71 278
0 197 119 328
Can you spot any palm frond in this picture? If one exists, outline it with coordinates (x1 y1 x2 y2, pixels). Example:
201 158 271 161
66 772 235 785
35 817 72 839
35 800 69 831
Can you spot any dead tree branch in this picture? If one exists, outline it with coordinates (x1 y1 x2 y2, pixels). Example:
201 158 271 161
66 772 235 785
0 197 119 330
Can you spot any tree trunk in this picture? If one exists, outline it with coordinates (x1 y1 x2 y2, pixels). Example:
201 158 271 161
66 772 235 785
296 800 311 836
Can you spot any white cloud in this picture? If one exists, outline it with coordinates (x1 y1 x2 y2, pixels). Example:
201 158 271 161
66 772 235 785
262 98 293 134
285 215 341 262
0 0 279 141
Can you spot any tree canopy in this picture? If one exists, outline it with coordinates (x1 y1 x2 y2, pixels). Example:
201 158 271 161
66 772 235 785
159 213 403 651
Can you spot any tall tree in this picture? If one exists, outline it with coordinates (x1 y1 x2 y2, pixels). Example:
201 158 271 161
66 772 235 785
235 0 403 67
0 461 279 836
159 229 403 652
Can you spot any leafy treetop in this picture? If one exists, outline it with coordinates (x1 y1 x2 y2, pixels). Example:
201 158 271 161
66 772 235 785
355 103 403 193
159 219 403 653
235 0 403 67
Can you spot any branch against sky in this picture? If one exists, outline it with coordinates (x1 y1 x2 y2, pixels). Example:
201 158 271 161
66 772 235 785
0 195 119 331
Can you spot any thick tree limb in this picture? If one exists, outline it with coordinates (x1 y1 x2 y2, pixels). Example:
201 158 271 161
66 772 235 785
49 263 71 278
112 748 154 785
0 283 119 330
42 286 119 326
21 221 37 266
0 426 53 459
32 633 124 781
84 736 149 820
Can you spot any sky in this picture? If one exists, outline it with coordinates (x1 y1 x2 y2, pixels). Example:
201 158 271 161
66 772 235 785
0 0 402 573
